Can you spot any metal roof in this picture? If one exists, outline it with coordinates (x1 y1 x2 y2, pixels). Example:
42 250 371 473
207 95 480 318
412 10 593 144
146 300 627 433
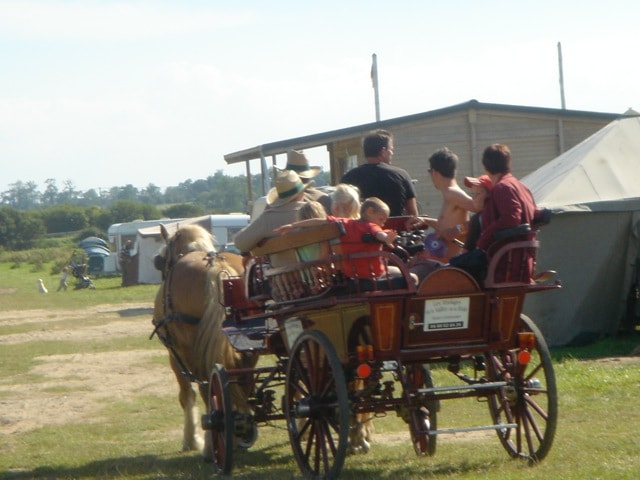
223 99 623 165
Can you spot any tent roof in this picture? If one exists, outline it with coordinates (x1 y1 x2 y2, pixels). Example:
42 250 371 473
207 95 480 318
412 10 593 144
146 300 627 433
522 116 640 212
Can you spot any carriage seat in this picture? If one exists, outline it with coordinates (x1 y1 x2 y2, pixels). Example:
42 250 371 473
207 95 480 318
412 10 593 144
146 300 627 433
340 249 416 294
484 210 553 288
249 222 345 303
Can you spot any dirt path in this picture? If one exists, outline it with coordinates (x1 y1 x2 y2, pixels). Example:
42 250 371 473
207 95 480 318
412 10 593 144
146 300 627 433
0 303 177 435
2 303 638 445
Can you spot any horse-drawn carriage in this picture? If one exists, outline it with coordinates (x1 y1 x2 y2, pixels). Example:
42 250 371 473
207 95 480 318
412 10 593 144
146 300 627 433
152 216 560 479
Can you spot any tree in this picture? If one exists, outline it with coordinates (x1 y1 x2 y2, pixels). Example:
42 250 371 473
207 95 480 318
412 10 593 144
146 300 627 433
162 203 204 219
40 205 89 234
1 181 40 209
57 180 82 205
42 179 59 206
109 184 139 202
140 183 163 204
79 189 102 207
0 207 45 249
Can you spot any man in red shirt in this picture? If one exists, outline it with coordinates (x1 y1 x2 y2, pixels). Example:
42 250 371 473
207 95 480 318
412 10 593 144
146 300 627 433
451 144 541 283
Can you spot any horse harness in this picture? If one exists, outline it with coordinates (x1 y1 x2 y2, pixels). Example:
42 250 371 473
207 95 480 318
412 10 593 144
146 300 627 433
150 249 226 385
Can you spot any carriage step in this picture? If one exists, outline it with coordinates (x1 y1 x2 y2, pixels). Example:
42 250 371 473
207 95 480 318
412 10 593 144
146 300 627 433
223 326 265 352
431 424 518 435
417 381 508 395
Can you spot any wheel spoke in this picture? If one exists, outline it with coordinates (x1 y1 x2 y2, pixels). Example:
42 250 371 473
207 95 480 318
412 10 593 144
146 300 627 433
485 315 557 462
285 330 349 479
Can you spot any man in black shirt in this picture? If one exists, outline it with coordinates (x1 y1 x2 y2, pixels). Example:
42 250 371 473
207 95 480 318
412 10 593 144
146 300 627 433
340 129 418 217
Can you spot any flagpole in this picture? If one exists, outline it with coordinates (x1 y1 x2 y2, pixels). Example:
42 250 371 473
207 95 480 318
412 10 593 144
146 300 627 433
557 42 566 110
371 53 380 122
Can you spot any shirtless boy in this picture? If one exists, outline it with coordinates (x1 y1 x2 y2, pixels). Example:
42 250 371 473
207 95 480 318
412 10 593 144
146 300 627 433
409 147 485 259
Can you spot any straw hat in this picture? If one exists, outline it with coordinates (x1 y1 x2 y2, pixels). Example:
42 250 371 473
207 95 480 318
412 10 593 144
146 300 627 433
266 170 313 206
283 149 322 179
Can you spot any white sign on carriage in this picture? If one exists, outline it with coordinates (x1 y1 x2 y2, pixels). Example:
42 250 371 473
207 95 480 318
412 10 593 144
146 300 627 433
423 297 470 331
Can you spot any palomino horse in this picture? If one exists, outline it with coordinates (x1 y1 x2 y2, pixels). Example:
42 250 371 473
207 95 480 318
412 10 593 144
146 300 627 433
152 224 255 459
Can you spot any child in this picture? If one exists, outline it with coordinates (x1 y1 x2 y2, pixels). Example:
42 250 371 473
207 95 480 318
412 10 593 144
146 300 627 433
296 201 328 262
408 148 486 260
277 197 414 283
57 266 69 291
330 183 360 219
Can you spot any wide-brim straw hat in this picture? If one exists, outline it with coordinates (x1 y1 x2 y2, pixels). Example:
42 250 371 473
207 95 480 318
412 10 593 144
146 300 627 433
283 149 322 179
266 170 313 206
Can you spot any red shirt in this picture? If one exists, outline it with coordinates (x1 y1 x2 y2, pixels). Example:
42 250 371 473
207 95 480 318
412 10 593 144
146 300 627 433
329 216 385 278
477 173 539 283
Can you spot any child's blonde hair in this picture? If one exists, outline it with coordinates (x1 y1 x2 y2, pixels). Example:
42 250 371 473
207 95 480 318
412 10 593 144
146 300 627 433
297 200 327 221
360 197 390 219
331 183 360 219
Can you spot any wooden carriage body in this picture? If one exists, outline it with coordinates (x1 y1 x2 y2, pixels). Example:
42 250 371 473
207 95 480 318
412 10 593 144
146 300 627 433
222 220 557 365
208 218 560 477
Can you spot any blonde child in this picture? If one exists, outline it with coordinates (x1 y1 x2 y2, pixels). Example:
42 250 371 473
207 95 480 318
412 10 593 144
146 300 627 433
277 197 416 283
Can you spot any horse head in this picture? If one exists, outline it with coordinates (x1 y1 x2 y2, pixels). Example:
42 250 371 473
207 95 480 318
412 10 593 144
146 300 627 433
155 224 217 279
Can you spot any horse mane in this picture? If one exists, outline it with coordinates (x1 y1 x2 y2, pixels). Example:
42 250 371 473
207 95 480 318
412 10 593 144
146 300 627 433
192 255 245 378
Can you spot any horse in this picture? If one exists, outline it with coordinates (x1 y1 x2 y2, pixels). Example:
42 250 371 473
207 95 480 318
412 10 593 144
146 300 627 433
152 224 256 459
153 223 373 456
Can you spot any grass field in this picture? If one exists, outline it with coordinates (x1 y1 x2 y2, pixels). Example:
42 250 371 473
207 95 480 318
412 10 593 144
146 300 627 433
1 261 639 479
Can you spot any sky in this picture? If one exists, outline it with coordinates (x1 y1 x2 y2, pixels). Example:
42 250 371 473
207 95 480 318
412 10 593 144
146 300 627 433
1 0 639 194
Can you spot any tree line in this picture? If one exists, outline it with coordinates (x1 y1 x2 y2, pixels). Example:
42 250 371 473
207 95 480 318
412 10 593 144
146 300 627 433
0 170 330 251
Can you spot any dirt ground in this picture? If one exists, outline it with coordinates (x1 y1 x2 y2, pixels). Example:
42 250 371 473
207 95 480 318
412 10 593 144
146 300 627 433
0 303 177 436
2 303 638 446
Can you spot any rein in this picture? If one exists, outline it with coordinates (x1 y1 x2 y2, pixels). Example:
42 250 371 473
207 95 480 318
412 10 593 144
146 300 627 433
150 247 228 386
150 315 206 385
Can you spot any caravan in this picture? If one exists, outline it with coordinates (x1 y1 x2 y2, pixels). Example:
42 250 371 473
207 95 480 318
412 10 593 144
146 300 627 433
108 215 249 285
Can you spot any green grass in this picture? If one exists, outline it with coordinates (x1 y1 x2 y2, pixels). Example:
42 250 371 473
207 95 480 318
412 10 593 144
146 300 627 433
0 262 157 311
1 260 639 479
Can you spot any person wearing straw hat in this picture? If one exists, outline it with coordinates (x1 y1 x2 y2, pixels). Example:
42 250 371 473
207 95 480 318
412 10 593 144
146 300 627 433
284 149 322 180
283 149 331 212
234 169 313 264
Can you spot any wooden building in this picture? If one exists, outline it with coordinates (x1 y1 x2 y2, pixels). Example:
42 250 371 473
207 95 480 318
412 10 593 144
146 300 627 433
224 99 626 216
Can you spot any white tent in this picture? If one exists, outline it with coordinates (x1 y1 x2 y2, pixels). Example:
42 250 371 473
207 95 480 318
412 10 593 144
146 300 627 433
522 116 640 346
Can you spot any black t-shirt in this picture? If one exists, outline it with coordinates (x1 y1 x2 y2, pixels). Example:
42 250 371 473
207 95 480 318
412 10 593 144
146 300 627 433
341 163 416 216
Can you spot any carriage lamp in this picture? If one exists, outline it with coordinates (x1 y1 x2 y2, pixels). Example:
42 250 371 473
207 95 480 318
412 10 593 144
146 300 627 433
357 344 374 362
517 349 532 365
517 332 536 350
516 332 535 365
356 362 372 379
356 344 375 378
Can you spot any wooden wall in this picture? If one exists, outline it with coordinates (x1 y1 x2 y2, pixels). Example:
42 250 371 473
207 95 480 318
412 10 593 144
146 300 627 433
329 107 614 217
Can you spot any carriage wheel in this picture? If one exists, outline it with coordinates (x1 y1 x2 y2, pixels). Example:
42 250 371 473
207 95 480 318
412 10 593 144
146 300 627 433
205 363 234 475
407 364 438 456
285 330 350 479
485 314 558 462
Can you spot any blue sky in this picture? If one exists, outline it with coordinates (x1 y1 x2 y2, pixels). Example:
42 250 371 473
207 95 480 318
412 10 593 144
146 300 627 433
1 0 638 193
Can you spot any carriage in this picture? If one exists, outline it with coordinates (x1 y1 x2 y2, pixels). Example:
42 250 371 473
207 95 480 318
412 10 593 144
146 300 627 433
154 216 560 479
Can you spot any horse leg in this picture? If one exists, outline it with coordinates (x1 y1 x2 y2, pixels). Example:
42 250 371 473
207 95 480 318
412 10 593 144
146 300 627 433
347 379 374 455
198 382 214 461
170 354 205 452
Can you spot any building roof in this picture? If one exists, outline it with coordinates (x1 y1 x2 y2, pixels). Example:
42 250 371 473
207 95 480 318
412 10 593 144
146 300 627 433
224 99 623 165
